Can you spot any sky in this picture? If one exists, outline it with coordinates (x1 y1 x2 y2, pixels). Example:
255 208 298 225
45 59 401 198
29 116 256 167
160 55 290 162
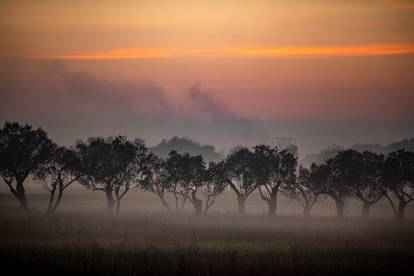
1 0 414 156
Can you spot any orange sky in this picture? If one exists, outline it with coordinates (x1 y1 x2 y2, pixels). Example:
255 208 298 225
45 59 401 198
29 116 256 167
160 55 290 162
17 44 414 59
2 0 414 58
1 0 414 151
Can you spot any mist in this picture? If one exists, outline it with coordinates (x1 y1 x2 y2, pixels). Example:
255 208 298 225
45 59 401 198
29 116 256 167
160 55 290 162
2 1 414 275
1 59 413 157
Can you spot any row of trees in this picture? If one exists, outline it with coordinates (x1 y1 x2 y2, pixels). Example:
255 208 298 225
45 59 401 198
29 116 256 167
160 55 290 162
1 122 413 219
297 150 414 219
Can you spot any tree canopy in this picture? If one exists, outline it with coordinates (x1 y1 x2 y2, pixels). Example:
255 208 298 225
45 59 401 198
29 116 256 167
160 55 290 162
0 121 54 209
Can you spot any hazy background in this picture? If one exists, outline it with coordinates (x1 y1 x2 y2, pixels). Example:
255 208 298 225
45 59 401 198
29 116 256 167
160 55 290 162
1 0 414 156
1 3 414 275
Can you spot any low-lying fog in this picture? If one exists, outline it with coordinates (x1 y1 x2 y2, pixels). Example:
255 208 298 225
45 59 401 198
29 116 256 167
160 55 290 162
1 188 412 219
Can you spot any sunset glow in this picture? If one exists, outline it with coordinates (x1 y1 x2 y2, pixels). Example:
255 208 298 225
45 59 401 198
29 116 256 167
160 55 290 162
43 49 171 60
27 44 414 60
1 3 414 273
1 0 414 152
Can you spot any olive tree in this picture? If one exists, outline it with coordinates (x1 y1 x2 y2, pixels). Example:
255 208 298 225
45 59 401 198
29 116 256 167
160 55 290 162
76 136 148 214
35 146 83 213
353 151 386 217
0 121 54 210
141 153 172 211
201 161 227 214
383 149 414 220
286 165 324 216
251 145 297 216
223 147 256 215
325 150 360 218
165 151 205 213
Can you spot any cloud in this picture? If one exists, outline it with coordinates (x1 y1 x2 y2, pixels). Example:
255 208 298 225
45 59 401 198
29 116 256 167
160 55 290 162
2 59 411 156
0 60 172 121
0 60 244 122
36 48 169 60
0 58 275 151
187 82 235 119
0 59 273 148
186 82 272 144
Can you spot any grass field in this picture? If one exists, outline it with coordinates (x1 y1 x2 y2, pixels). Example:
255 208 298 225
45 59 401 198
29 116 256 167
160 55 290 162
1 190 413 275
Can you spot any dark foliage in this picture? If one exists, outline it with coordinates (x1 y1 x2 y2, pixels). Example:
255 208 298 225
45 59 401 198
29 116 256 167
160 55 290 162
0 121 54 210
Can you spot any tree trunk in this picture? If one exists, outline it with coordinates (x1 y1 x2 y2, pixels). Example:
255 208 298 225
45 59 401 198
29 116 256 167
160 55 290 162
116 200 121 215
267 189 278 217
179 195 187 212
174 193 179 213
203 196 214 215
335 199 345 219
47 186 56 213
204 204 211 215
158 194 171 211
191 192 202 215
396 201 407 220
237 196 246 215
361 202 371 218
192 200 202 215
51 183 65 213
303 205 311 216
105 189 115 212
16 181 28 210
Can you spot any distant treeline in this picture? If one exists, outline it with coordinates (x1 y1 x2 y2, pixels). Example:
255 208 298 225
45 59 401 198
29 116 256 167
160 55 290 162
1 121 413 219
149 136 222 162
303 139 414 166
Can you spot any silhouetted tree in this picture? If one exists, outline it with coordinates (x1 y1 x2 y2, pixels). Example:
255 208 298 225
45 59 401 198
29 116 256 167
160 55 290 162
35 146 83 213
383 150 414 220
77 136 148 214
165 151 205 213
223 147 256 215
286 165 324 216
141 153 172 211
251 145 297 216
325 150 360 218
201 161 227 214
353 151 386 217
124 140 150 214
0 122 54 210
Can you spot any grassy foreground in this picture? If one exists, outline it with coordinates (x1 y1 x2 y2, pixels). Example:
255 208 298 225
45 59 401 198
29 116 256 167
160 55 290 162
1 209 413 276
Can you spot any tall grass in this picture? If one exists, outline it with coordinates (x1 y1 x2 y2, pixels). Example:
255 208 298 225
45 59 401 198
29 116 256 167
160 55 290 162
1 207 413 276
